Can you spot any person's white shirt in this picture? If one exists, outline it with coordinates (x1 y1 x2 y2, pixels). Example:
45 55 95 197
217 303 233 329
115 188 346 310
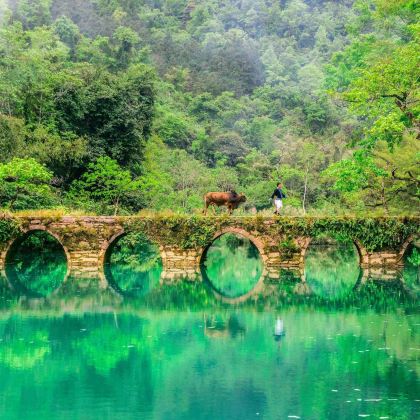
275 318 284 336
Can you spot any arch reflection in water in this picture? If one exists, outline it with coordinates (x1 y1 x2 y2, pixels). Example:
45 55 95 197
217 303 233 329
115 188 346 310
5 230 67 297
202 233 264 298
104 232 162 297
402 240 419 295
304 237 360 299
204 314 246 339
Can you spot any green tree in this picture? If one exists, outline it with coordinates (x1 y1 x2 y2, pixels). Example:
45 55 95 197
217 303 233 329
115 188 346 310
53 15 81 55
14 0 52 29
342 41 420 147
112 26 139 69
69 156 140 215
323 0 420 213
54 63 156 171
0 157 56 210
0 115 25 162
323 151 390 212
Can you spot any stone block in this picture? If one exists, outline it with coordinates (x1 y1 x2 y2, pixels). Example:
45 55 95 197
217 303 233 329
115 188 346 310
29 225 46 231
61 217 76 223
369 268 385 276
368 257 383 265
379 253 398 258
78 258 99 264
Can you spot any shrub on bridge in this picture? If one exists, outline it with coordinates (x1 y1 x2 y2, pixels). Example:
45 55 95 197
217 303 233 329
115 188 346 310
122 215 218 249
304 217 419 252
122 215 418 252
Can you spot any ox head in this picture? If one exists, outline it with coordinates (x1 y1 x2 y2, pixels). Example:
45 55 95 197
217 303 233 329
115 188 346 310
238 193 247 203
229 193 247 210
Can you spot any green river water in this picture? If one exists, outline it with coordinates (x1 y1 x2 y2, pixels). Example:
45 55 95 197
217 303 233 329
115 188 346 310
0 231 418 419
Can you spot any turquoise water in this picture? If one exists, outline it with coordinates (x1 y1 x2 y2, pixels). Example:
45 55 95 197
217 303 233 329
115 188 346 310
0 232 418 419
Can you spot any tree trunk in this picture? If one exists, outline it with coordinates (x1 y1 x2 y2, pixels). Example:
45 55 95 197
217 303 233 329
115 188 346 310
381 179 389 215
302 167 309 215
114 196 120 216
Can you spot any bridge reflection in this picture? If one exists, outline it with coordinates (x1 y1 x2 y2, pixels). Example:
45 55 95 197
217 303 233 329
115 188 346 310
0 228 417 305
0 266 416 316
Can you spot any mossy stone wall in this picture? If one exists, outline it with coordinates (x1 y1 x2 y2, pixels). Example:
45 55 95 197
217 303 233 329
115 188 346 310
0 215 418 280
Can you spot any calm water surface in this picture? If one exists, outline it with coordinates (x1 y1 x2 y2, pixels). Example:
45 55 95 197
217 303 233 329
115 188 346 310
0 232 418 419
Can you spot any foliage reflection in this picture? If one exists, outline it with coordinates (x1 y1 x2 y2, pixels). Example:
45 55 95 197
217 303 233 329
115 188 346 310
403 242 419 295
202 233 263 298
105 232 162 297
5 231 67 297
304 238 360 299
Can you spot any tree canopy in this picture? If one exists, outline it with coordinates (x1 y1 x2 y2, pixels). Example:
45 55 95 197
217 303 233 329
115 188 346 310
0 0 418 215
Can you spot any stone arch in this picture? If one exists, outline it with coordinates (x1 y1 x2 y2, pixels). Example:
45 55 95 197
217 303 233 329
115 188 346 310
200 227 267 300
98 229 164 289
300 236 367 266
302 237 364 299
202 227 268 264
396 235 418 266
3 227 71 294
98 229 125 287
296 237 311 262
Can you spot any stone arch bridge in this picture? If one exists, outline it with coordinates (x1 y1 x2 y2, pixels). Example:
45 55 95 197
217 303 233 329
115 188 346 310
0 215 418 284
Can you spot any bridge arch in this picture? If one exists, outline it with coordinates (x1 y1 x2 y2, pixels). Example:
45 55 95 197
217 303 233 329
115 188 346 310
99 229 164 291
98 229 125 287
396 235 419 266
300 236 367 266
201 227 268 264
3 227 71 295
302 236 364 299
200 227 267 301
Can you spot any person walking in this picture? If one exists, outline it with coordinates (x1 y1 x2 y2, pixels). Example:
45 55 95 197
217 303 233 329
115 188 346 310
271 183 286 215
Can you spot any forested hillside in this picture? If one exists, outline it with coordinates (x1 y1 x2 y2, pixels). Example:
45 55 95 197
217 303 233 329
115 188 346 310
0 0 418 214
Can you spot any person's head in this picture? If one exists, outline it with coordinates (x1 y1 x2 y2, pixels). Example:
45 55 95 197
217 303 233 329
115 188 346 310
277 183 282 188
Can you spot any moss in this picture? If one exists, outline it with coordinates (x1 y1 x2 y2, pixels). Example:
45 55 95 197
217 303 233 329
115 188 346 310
122 215 218 249
0 217 21 250
303 216 419 252
60 225 101 250
1 215 419 253
278 237 300 260
121 215 419 252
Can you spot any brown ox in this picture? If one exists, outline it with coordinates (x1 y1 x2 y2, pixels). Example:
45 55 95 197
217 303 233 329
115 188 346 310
204 191 246 215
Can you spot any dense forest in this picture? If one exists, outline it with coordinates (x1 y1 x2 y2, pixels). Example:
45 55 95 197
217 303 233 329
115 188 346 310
0 0 418 215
